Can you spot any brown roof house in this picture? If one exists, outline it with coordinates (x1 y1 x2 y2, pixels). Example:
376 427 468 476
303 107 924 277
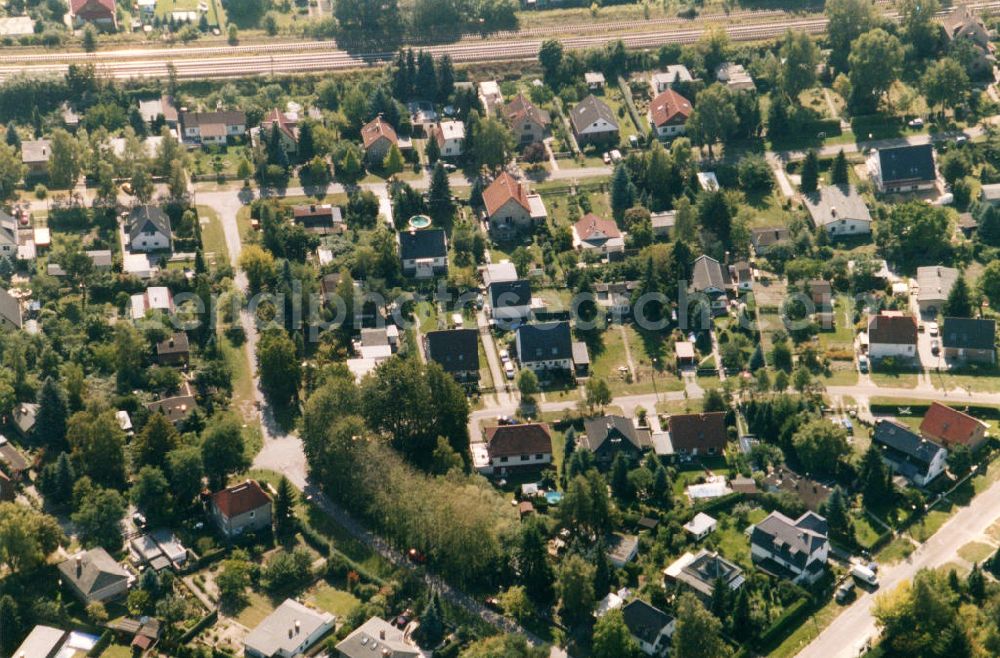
293 204 343 234
569 95 619 146
648 88 692 139
667 412 728 456
938 5 996 79
573 214 625 259
260 108 299 155
483 172 548 235
480 423 553 475
58 548 129 604
503 93 551 145
156 332 190 366
361 116 398 166
180 111 247 145
69 0 116 29
920 401 989 451
868 312 918 361
210 480 273 538
581 415 651 465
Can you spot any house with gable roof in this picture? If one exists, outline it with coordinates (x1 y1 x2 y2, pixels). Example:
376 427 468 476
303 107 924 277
569 95 619 146
873 419 948 486
482 172 547 234
648 88 692 139
666 412 728 456
361 116 398 165
260 108 299 155
942 317 996 363
868 312 918 360
69 0 116 29
58 548 129 603
920 401 989 451
867 144 938 193
573 213 625 258
750 511 829 584
939 5 996 79
482 423 553 474
803 185 872 236
621 599 675 656
128 206 172 253
503 93 551 144
210 480 273 537
581 415 651 465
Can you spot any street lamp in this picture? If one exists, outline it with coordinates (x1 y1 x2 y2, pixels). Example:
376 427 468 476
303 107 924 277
651 357 660 404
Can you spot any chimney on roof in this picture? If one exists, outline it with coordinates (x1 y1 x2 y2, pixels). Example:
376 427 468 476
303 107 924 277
830 207 837 218
310 204 316 212
295 620 301 634
380 629 386 640
76 554 82 577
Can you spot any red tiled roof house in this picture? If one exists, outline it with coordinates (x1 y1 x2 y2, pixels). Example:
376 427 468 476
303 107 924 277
648 89 692 139
484 423 553 474
361 117 398 166
260 108 299 155
868 312 918 361
210 480 273 538
70 0 117 29
920 401 989 451
483 172 547 235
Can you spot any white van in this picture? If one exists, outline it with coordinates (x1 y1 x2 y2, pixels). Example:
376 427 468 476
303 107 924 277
851 564 878 587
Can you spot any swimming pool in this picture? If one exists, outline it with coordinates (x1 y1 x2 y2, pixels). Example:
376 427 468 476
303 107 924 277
408 214 432 229
545 491 563 505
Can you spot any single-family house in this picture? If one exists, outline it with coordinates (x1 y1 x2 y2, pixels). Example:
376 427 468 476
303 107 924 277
483 172 547 234
244 598 335 658
482 423 553 474
516 321 574 372
424 329 480 382
21 139 51 176
0 211 17 259
867 144 938 193
146 393 197 425
573 213 625 258
607 533 639 568
868 312 918 360
503 94 551 145
689 255 730 314
58 548 129 604
210 480 273 538
667 411 728 455
585 71 606 89
751 226 790 256
664 549 745 602
648 88 692 139
650 65 693 93
580 415 651 465
128 206 172 253
14 625 68 658
156 332 190 366
138 95 179 127
11 402 37 438
916 266 959 314
0 288 22 330
650 210 675 239
260 108 299 155
488 279 532 324
750 511 829 584
180 111 246 144
130 286 173 321
982 183 1000 206
432 120 465 158
569 95 619 146
942 317 996 363
872 419 948 486
478 80 504 116
594 281 637 319
0 471 14 501
715 62 755 91
0 437 28 480
69 0 116 29
675 340 696 367
939 5 996 79
336 616 427 658
803 185 872 236
920 401 989 451
398 228 448 278
292 204 342 234
621 599 675 657
683 512 717 541
361 116 398 165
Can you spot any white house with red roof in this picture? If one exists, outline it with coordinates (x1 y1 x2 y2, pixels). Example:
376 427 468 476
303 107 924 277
920 402 989 451
482 172 547 234
478 423 553 474
70 0 116 29
361 116 398 165
210 480 273 537
573 213 625 258
260 108 299 155
867 311 918 361
648 89 692 139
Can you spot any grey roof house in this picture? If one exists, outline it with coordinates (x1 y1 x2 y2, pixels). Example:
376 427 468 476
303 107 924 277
664 548 745 602
244 598 335 658
581 415 651 464
335 616 427 658
516 321 575 372
872 419 948 486
750 511 829 584
803 185 872 236
867 144 938 193
58 548 129 603
128 206 172 253
398 228 448 278
569 94 619 146
424 329 480 382
0 287 22 330
942 317 996 364
621 599 675 656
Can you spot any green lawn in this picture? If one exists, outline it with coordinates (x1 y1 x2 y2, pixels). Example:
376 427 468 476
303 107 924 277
768 598 844 658
712 508 767 569
957 541 995 565
852 514 882 549
220 332 256 426
306 583 361 617
910 508 953 543
870 370 920 389
197 204 228 268
100 646 134 658
236 590 276 628
878 536 916 564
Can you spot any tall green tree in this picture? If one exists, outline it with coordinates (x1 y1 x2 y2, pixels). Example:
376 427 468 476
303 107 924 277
831 149 849 185
472 118 513 173
859 444 893 509
427 162 454 224
687 84 737 156
944 274 974 318
922 58 970 116
0 503 64 573
133 412 180 470
792 418 850 475
274 476 296 535
557 554 596 627
49 129 82 189
257 327 302 406
848 29 904 112
592 609 641 658
72 482 126 551
35 377 68 451
516 517 555 606
200 414 250 488
673 593 733 658
0 595 19 657
800 150 819 193
825 0 877 71
780 30 820 99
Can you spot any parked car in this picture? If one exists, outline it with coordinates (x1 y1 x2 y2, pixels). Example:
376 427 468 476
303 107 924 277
858 354 869 373
407 548 427 564
499 349 510 363
602 152 611 165
928 322 939 336
835 580 856 603
504 362 516 380
484 596 502 612
931 339 940 355
132 512 147 529
908 118 925 128
851 564 879 587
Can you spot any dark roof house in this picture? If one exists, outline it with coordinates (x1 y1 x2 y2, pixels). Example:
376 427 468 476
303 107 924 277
425 329 479 379
872 419 947 485
581 415 651 462
871 144 937 192
485 423 553 459
398 228 448 261
942 317 996 363
58 548 129 603
667 412 728 455
516 321 573 365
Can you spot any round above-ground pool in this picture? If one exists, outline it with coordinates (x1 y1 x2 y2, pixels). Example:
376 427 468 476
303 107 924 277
545 491 564 505
408 214 432 229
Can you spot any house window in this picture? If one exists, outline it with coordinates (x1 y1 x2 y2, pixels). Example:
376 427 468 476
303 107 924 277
500 456 508 463
249 511 255 518
535 453 544 459
521 455 529 461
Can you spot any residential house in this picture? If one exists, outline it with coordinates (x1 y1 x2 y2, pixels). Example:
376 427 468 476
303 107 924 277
180 111 246 144
651 65 693 93
482 261 518 287
69 0 116 29
621 600 675 657
664 549 745 602
715 62 755 91
478 80 504 116
916 266 959 314
260 108 299 155
675 341 696 367
939 5 996 79
58 548 129 603
920 401 989 451
569 95 619 146
594 281 638 319
982 183 1000 206
406 100 437 136
803 185 872 236
580 415 652 465
942 317 996 363
867 144 938 193
292 204 342 234
481 423 553 474
0 211 17 260
689 255 730 315
398 228 448 278
0 471 14 501
751 226 790 255
156 332 190 366
13 625 68 658
483 172 548 234
750 511 829 584
868 312 918 360
361 117 399 166
607 533 639 567
0 436 28 480
873 419 948 486
210 480 273 537
138 95 178 127
730 260 753 292
130 286 173 321
11 402 37 438
648 88 692 139
503 94 551 145
244 598 335 658
488 279 532 324
127 206 172 253
573 341 591 377
650 210 675 239
146 392 197 425
86 249 113 270
585 71 606 89
667 411 728 455
424 329 480 382
573 213 625 258
516 321 574 372
21 139 51 176
809 279 834 329
432 120 465 158
0 288 22 330
335 616 427 658
683 512 717 541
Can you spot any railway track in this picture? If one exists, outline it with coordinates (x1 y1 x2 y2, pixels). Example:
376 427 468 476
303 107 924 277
0 0 997 80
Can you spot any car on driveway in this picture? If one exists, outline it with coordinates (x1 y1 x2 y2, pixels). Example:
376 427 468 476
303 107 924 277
931 339 940 355
858 354 869 373
928 322 939 337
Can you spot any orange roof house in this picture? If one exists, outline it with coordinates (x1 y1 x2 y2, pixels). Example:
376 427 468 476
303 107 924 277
919 402 989 450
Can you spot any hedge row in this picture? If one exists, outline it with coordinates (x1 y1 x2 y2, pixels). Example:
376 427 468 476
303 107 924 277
869 402 1000 419
179 609 219 644
692 492 744 515
757 596 811 648
86 630 112 657
299 523 333 556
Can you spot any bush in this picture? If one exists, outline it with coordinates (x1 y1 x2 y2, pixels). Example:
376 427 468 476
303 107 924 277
757 596 811 648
